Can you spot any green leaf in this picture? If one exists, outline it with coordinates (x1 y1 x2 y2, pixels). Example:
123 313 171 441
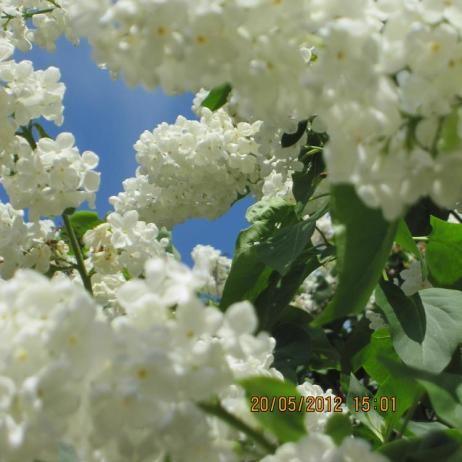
240 377 306 444
221 198 329 330
253 249 320 331
290 119 328 211
427 216 462 288
201 83 232 111
353 328 398 384
307 325 340 371
256 220 316 276
407 420 450 437
272 322 311 383
220 199 297 309
438 108 462 153
446 345 462 375
292 152 325 209
245 198 297 227
379 357 462 430
376 282 462 373
395 219 420 258
271 307 339 381
313 185 398 326
61 211 104 244
220 251 273 309
325 413 353 445
376 375 421 438
220 198 324 320
351 423 383 448
59 443 79 462
271 307 313 381
379 430 462 462
281 120 308 148
341 317 373 374
352 328 421 434
421 378 462 431
405 197 450 236
346 374 385 442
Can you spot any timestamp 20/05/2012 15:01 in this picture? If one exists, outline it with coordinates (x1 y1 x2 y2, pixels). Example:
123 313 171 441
250 395 397 413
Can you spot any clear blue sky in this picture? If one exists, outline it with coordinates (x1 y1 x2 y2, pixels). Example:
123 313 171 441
13 38 253 264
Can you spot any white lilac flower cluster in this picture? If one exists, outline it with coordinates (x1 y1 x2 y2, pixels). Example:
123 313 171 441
261 433 388 462
1 133 100 220
0 2 409 461
64 0 313 130
111 107 265 226
365 308 387 332
0 271 111 462
84 210 167 278
0 52 64 128
0 0 76 51
310 0 462 219
296 381 345 433
83 210 170 309
399 259 432 296
192 244 232 299
365 292 388 332
261 170 295 203
293 266 337 316
0 0 72 144
0 0 71 151
111 109 260 227
0 34 64 152
67 0 462 220
0 259 390 462
110 97 303 227
0 259 275 462
0 8 100 219
0 201 68 278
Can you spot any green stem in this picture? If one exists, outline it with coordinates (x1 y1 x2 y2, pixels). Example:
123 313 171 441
321 256 336 266
395 394 422 440
431 117 444 158
17 124 37 149
47 0 61 7
62 213 93 295
33 122 52 140
2 4 58 24
315 225 330 246
307 192 330 203
198 401 277 454
1 13 13 30
450 211 462 223
23 7 55 19
412 236 429 242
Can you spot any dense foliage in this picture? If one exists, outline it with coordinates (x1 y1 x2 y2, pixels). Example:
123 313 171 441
0 1 462 461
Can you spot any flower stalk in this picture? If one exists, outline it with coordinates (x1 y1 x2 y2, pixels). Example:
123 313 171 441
198 401 277 455
62 212 93 295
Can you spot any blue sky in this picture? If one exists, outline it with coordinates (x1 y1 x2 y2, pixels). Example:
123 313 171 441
13 38 253 264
